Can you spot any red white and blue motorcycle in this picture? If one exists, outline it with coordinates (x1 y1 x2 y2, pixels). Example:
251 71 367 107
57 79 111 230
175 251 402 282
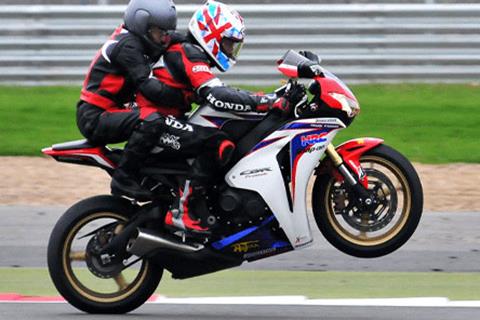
43 50 423 314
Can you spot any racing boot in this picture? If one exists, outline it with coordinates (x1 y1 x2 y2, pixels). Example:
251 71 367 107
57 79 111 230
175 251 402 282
111 164 152 201
164 138 235 234
164 180 211 235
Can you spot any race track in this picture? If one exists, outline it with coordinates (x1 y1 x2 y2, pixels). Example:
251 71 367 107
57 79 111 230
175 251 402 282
1 302 479 320
1 205 479 320
1 205 479 272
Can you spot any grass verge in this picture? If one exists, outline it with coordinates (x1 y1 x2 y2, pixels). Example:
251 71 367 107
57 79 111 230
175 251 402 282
1 268 479 300
0 84 479 163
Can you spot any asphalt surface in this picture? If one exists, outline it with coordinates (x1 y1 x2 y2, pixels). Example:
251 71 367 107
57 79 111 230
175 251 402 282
1 303 480 320
1 205 479 272
1 205 479 320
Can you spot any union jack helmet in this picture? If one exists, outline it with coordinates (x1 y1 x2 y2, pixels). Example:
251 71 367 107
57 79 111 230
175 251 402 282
188 1 245 72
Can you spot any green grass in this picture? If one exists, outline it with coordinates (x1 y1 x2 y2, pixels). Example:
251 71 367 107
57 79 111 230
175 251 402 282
0 84 479 163
1 268 479 300
0 86 80 156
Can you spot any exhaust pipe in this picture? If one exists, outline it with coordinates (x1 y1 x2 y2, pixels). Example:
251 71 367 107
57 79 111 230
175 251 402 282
127 228 204 257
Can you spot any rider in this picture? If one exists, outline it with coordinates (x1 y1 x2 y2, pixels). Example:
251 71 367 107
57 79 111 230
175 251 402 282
77 0 191 199
135 1 306 234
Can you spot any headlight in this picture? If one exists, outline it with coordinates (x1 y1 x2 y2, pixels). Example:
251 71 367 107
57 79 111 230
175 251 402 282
328 92 360 118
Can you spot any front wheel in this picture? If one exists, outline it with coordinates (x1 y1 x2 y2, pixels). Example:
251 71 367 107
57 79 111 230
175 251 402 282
47 195 163 313
312 144 423 258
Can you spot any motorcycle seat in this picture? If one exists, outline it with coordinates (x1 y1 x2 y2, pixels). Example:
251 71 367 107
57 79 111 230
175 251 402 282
52 139 100 151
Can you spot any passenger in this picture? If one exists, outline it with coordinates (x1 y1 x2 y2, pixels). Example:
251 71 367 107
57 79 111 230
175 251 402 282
76 0 189 199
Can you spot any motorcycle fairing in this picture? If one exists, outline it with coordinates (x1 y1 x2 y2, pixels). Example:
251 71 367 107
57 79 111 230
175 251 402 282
211 215 293 262
225 117 345 248
42 145 116 170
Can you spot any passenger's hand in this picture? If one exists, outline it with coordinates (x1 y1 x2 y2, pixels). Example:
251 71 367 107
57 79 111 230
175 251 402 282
298 61 323 78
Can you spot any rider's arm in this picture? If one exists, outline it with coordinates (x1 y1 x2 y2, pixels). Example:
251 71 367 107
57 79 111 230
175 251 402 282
165 43 284 113
108 35 185 107
197 80 276 113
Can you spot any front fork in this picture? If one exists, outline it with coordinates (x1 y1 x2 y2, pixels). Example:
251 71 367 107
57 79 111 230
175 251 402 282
325 143 373 206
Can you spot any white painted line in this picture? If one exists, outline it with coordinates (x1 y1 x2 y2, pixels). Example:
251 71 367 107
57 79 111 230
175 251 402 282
148 296 480 308
151 296 307 305
1 295 480 308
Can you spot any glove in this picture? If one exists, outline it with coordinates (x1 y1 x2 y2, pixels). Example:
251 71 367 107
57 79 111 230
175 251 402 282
298 61 323 78
283 81 307 107
299 50 320 63
254 81 306 114
270 97 291 113
254 95 291 114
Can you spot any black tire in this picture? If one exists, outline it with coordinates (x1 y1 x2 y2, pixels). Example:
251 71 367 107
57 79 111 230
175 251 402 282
312 144 423 258
47 195 163 314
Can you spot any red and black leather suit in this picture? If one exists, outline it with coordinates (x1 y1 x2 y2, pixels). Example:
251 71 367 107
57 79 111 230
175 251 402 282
76 25 187 146
134 38 281 181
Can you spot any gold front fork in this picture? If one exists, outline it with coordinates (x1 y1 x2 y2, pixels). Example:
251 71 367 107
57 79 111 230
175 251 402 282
326 143 358 186
326 143 343 167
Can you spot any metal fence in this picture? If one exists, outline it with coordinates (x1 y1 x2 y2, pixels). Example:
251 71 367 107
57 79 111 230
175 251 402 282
1 4 480 86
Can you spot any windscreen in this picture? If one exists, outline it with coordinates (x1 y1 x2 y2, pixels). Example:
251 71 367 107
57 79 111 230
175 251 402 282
277 50 312 67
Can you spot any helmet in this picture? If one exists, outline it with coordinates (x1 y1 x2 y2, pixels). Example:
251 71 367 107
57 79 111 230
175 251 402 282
124 0 177 52
188 1 245 72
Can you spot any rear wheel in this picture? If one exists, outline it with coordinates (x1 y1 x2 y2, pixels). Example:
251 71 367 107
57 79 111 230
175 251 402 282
48 195 163 313
312 144 423 258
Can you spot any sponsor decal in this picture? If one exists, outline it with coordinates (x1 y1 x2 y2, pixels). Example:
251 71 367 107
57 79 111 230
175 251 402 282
309 123 340 129
259 96 270 104
240 167 272 178
206 93 253 112
306 144 326 154
192 65 211 73
165 116 194 132
159 133 181 150
231 240 260 253
315 118 338 123
301 133 327 147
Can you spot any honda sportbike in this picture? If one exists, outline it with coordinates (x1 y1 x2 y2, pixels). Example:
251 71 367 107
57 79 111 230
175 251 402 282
43 50 423 313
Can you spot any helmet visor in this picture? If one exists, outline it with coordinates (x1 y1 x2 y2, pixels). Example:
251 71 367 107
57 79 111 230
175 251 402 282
221 37 244 61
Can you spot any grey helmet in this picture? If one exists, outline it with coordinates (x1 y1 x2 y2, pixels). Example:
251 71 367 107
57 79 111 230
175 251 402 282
124 0 177 52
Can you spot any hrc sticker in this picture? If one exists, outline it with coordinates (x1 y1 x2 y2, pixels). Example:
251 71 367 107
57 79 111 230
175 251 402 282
301 133 327 147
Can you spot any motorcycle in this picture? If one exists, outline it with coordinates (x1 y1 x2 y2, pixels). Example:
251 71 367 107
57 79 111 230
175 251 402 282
42 50 423 314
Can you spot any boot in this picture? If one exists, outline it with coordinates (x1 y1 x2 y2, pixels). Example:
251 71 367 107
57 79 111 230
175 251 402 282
164 137 235 234
111 166 152 201
164 180 211 235
111 118 162 200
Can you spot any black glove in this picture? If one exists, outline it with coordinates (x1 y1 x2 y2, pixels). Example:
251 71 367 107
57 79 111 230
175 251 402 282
298 61 323 79
299 50 320 63
283 81 307 107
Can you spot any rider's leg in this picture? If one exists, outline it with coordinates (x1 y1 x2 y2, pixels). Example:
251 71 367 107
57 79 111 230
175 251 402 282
76 102 140 145
165 129 235 234
111 112 168 199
